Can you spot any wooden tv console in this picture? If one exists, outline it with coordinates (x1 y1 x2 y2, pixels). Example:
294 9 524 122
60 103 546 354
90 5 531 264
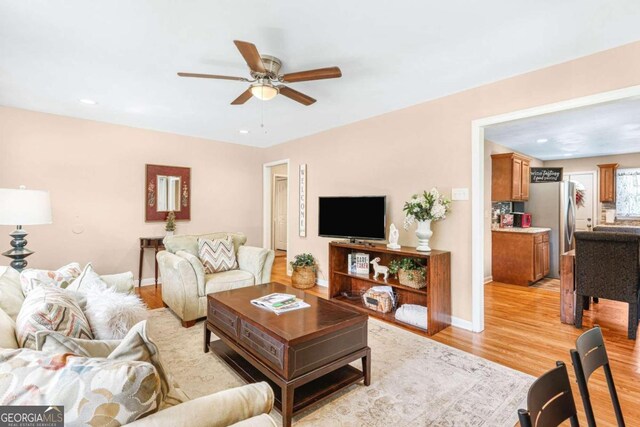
328 242 451 335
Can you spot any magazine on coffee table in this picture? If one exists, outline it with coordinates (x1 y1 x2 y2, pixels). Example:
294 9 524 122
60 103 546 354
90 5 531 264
251 293 310 315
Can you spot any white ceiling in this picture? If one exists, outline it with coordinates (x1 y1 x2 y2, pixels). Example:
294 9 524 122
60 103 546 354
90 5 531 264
485 96 640 160
2 1 640 148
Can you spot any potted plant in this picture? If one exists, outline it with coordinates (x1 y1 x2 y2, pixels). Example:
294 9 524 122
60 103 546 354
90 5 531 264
403 188 451 252
165 211 176 236
388 257 427 289
290 253 317 289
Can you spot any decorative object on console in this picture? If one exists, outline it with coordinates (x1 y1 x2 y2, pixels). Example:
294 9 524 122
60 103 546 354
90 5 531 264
290 252 317 289
299 164 307 237
145 164 191 222
165 211 176 236
403 188 450 252
355 252 370 274
386 223 401 249
370 257 389 281
0 187 52 271
388 257 427 289
362 286 396 313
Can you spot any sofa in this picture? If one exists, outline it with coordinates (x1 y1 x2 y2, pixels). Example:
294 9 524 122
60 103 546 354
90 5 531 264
574 231 640 339
157 232 275 327
0 265 277 427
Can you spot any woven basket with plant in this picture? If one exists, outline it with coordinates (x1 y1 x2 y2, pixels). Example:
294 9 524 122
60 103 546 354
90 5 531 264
290 253 317 289
389 258 427 289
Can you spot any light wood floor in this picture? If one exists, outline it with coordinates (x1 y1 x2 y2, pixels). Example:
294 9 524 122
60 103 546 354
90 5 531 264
138 257 640 426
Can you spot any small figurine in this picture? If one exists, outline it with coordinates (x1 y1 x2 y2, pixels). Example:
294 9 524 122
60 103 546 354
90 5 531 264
386 223 401 249
370 257 389 281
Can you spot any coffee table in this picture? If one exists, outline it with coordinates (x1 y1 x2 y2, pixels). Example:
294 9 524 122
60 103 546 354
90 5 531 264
205 282 370 427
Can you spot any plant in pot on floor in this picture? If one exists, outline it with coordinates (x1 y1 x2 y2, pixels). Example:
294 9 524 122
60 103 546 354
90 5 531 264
290 253 317 289
388 257 427 289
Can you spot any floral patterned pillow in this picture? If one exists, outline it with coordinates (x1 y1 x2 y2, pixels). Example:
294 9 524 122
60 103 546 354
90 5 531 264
20 262 82 295
0 348 161 425
16 286 94 349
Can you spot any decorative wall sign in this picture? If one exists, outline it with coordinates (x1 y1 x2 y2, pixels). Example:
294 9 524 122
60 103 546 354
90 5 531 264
299 164 307 237
530 167 563 183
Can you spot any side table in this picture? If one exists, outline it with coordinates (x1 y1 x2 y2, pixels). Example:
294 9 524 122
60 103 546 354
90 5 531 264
139 237 165 287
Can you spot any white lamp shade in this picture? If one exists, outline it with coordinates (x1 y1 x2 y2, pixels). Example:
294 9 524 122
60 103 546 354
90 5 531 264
0 188 52 225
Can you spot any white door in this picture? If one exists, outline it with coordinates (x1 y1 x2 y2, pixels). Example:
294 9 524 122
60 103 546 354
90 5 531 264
274 177 288 251
566 172 596 231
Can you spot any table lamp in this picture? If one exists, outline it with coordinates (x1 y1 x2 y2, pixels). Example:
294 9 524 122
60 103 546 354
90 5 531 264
0 187 52 271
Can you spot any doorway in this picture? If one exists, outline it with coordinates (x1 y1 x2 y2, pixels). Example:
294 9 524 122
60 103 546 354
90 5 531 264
565 172 597 231
472 84 640 333
263 160 289 255
273 175 288 252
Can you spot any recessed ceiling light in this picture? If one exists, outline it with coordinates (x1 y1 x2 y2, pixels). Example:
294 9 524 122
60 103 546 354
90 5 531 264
79 99 97 105
536 138 548 143
239 130 250 134
563 153 573 157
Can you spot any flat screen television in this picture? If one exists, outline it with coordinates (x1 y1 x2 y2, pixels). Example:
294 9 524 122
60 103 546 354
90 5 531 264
318 196 386 241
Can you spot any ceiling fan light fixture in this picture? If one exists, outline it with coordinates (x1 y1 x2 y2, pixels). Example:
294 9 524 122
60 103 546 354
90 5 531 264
250 83 278 101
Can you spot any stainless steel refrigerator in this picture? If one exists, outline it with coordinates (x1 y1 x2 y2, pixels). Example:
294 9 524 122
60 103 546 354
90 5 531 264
526 180 576 278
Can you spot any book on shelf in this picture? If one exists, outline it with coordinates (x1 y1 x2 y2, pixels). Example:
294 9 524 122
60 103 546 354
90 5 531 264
250 293 310 315
355 252 370 275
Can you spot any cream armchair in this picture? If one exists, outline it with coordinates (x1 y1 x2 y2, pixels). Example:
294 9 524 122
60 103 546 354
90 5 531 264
157 232 275 327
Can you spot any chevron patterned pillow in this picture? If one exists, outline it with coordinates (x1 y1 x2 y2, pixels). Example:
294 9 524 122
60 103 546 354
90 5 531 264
198 237 238 274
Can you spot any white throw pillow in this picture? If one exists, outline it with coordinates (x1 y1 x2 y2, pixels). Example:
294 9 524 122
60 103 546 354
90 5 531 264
66 262 105 293
19 262 82 295
16 286 94 349
198 236 238 274
0 267 25 320
84 286 148 339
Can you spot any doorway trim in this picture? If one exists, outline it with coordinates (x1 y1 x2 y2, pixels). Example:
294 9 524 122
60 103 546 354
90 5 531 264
471 84 640 333
263 159 290 251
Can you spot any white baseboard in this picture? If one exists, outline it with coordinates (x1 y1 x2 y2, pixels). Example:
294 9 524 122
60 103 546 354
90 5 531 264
451 316 474 331
139 278 162 287
484 275 493 284
316 278 328 287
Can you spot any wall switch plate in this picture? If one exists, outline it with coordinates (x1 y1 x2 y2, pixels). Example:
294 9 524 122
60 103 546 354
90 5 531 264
451 188 469 201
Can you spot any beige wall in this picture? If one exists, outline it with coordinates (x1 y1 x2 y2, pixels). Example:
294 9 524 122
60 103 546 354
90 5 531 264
0 107 263 279
483 140 543 280
263 41 640 323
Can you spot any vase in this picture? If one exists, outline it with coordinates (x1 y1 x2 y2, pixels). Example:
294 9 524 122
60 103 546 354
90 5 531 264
415 220 433 252
166 231 174 236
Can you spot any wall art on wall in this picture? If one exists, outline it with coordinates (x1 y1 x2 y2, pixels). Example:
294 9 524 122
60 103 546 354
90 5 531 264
299 164 307 237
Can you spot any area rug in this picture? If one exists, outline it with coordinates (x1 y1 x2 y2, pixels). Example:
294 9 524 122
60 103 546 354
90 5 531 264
148 309 533 426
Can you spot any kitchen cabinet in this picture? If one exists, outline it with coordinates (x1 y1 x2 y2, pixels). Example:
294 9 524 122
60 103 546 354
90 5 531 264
598 163 618 203
492 229 550 286
491 153 531 201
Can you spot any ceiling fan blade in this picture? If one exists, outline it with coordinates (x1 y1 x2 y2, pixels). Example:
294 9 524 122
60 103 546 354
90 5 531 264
282 66 342 83
177 72 249 82
233 40 266 74
278 86 316 106
231 88 253 105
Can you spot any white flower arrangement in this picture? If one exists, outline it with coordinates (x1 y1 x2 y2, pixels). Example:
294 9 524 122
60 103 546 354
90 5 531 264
403 188 451 230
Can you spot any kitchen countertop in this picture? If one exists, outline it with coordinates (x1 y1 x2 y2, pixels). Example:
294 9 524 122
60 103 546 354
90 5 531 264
491 226 551 234
595 224 640 228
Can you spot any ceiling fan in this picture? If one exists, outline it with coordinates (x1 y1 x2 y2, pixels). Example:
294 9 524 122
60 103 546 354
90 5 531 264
178 40 342 106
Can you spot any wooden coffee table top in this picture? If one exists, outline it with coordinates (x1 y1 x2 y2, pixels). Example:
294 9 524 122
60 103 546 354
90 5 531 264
207 282 366 343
